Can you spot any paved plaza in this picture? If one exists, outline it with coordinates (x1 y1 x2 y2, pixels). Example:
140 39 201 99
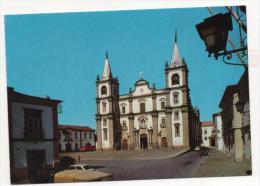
60 147 190 161
59 148 252 181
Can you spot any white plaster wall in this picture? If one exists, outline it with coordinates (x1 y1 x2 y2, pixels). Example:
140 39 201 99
101 120 110 148
169 89 183 107
132 97 153 113
100 100 109 114
201 126 214 147
82 131 95 146
132 84 152 96
119 100 129 114
11 102 53 139
13 141 54 168
172 110 183 145
168 69 183 88
215 115 224 151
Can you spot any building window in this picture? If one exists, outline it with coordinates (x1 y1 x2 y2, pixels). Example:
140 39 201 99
84 132 87 139
89 132 92 139
162 118 166 124
75 132 78 139
122 121 127 129
204 130 207 134
102 102 107 113
24 108 43 140
103 119 107 127
173 93 179 104
101 86 107 95
174 111 179 121
204 137 207 140
161 101 166 109
174 123 180 137
140 119 146 129
75 143 78 151
140 103 145 113
122 106 126 114
103 128 108 140
172 74 180 85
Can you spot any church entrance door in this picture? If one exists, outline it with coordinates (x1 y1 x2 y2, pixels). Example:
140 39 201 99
140 134 148 149
122 139 128 150
161 137 168 148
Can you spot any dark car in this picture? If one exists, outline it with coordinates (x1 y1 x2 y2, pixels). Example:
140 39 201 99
59 156 76 167
199 146 210 156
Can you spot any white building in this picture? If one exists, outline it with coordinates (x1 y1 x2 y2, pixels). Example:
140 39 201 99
58 124 95 152
213 112 224 151
8 87 62 183
95 33 201 151
201 121 215 147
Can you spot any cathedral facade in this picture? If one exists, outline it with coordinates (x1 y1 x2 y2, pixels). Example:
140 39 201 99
95 34 201 151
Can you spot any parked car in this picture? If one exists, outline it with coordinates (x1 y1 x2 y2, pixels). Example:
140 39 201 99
66 164 96 171
59 156 76 168
54 169 113 182
199 146 210 156
80 144 96 152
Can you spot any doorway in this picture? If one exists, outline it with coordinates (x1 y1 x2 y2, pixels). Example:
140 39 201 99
122 139 128 150
140 134 148 149
66 143 72 152
26 150 46 181
161 137 168 148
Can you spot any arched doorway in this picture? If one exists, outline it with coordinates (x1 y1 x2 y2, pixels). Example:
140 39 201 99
140 134 148 149
122 139 128 150
66 143 72 152
161 137 167 148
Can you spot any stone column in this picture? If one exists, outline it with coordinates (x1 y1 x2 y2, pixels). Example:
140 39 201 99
152 95 157 111
166 108 173 147
182 108 190 147
181 88 188 105
128 114 134 149
96 99 100 114
108 98 112 113
96 115 102 151
152 112 158 148
233 93 243 161
108 116 114 150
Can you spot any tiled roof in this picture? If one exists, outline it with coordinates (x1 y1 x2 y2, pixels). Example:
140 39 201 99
201 121 214 127
59 124 94 131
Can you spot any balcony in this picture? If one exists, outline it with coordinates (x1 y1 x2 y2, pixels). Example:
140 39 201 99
160 123 166 128
122 126 128 131
139 124 147 129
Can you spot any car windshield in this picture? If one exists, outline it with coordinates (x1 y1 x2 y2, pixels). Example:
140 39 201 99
83 165 92 170
66 167 75 170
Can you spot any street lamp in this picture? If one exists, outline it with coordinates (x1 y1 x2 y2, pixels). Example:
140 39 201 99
196 12 233 59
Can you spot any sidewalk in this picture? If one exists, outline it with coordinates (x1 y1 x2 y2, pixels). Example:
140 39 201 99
193 150 252 177
60 147 190 161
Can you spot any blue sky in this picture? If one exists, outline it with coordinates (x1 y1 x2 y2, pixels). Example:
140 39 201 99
5 7 245 129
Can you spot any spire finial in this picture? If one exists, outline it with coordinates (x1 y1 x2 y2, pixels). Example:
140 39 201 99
175 30 177 43
105 52 108 59
139 71 143 79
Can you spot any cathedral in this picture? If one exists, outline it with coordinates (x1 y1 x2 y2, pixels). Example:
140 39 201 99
95 33 201 151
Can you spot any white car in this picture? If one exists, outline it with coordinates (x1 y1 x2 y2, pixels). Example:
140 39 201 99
66 164 95 171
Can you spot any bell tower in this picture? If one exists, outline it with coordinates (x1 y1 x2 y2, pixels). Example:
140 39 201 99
164 31 191 147
96 53 121 150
